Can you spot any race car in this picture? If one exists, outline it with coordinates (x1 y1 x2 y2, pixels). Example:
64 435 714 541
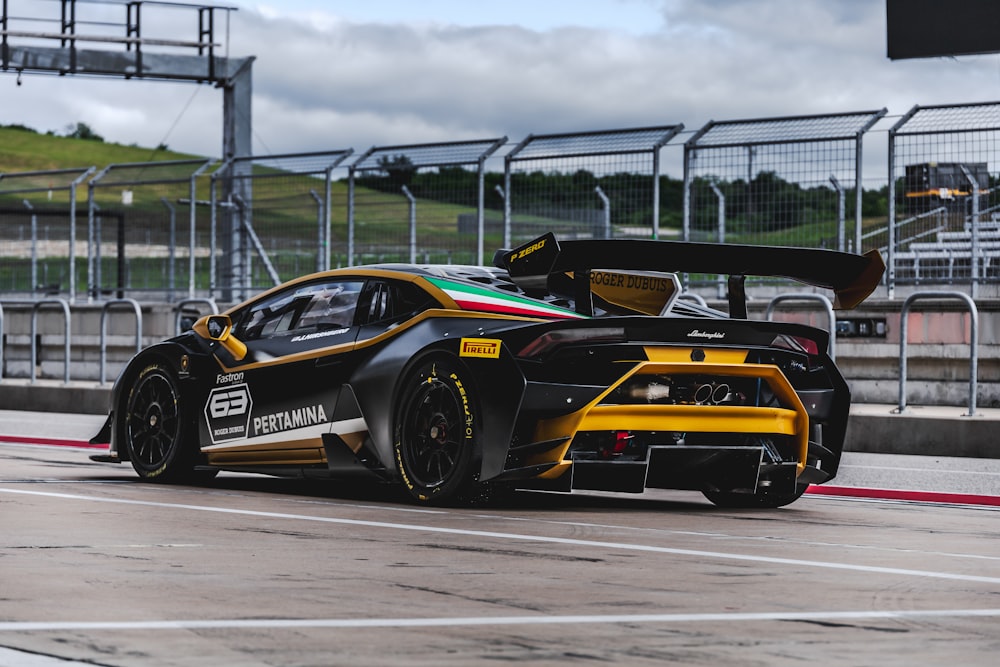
90 233 884 508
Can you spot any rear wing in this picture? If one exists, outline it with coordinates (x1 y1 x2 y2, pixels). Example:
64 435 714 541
494 233 885 317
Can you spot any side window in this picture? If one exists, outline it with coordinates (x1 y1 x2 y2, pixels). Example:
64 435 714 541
366 282 390 323
360 280 438 327
235 280 364 342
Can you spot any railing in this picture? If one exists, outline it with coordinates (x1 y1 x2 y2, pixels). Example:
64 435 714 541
676 292 708 307
174 298 219 335
764 293 836 360
99 299 143 385
897 291 979 416
30 299 71 384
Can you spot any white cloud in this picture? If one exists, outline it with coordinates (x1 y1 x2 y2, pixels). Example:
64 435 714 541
3 0 999 175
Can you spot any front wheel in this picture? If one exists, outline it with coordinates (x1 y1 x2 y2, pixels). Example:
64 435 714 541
122 362 205 483
393 355 481 504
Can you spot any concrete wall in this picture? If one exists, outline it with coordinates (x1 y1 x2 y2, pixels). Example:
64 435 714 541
1 296 998 408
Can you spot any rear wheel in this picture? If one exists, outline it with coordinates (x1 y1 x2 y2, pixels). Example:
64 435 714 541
393 355 481 504
702 483 808 509
123 362 208 483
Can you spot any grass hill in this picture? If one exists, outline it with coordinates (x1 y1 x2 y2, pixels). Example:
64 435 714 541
0 124 202 172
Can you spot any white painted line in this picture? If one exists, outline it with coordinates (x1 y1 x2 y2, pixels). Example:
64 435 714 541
839 464 1000 477
477 511 1000 562
1 608 999 632
3 486 1000 585
0 647 98 666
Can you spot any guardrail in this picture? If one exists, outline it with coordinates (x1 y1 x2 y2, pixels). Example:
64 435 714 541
764 293 836 360
99 299 143 385
897 291 979 416
676 292 708 307
174 298 219 335
30 299 72 384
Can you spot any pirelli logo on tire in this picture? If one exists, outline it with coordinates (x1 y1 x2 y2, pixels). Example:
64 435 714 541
460 338 502 359
205 383 253 444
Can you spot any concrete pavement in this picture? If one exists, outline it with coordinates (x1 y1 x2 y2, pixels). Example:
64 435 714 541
1 408 997 504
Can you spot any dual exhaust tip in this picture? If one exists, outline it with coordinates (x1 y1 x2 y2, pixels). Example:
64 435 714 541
694 382 732 405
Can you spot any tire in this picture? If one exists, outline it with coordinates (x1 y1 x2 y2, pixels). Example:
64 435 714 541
702 483 808 509
122 362 206 483
393 355 481 504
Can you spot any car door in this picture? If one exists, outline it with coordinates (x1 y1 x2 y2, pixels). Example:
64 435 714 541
199 278 365 466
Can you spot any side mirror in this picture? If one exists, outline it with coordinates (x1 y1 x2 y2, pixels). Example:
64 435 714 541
206 315 230 340
193 314 248 361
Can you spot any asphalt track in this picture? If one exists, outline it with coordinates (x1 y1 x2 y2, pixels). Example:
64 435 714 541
1 410 999 666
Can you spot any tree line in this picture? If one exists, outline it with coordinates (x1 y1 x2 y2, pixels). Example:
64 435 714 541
355 154 891 231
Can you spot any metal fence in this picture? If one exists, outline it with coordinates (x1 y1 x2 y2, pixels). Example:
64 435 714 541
683 110 886 253
86 159 214 301
347 138 506 268
882 102 1000 297
6 102 1000 305
0 167 94 301
210 151 353 302
503 126 683 246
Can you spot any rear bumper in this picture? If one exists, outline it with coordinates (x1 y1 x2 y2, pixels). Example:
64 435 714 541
513 360 820 495
519 443 831 495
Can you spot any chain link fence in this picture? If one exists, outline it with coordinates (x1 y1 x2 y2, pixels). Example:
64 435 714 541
347 139 506 267
85 159 215 301
503 126 684 247
210 151 353 300
684 111 887 253
0 167 95 301
6 104 1000 303
883 101 1000 296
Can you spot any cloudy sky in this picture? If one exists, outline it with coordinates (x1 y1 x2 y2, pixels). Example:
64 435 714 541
1 0 998 177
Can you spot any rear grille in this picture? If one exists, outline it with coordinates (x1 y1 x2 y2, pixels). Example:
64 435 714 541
604 373 780 408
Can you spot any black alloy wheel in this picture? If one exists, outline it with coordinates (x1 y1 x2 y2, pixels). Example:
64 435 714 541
123 362 203 482
394 356 480 504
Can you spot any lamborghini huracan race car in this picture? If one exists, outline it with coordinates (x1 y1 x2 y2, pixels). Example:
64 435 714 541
91 233 884 508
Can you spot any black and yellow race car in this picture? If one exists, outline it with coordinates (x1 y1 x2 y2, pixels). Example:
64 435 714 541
91 233 884 508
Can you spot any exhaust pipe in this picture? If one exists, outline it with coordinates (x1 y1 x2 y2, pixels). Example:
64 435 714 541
695 382 732 405
694 383 713 404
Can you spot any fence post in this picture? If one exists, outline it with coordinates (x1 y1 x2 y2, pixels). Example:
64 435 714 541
829 175 845 252
402 185 417 263
347 167 356 267
30 299 71 384
324 166 334 272
161 198 177 301
897 291 979 416
959 165 981 300
87 168 112 303
710 183 726 299
23 199 38 294
594 186 611 240
502 164 512 250
476 155 484 265
99 299 143 385
310 189 325 272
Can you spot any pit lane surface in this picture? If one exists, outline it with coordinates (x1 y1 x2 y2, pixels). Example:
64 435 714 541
1 414 999 666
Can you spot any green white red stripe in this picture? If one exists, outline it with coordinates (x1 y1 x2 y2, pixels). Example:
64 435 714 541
426 277 586 319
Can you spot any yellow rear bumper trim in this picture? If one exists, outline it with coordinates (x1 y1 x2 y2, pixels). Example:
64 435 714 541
532 361 810 476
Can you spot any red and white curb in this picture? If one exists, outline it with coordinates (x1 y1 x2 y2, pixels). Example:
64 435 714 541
806 485 1000 507
0 434 105 449
3 436 998 507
